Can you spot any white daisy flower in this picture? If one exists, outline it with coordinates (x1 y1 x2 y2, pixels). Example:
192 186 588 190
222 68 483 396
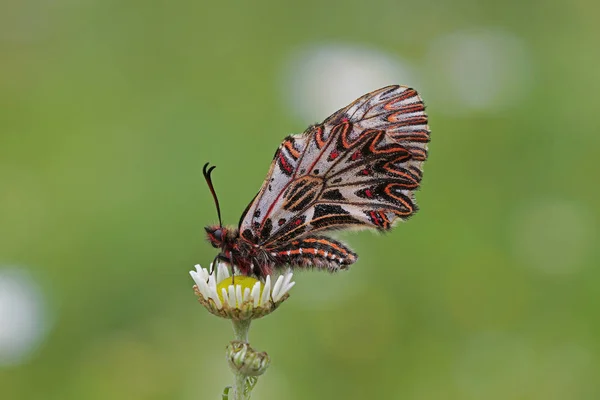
190 263 295 320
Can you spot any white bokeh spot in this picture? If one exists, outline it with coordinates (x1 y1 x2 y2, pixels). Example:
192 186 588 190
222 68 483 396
0 267 52 366
281 43 417 122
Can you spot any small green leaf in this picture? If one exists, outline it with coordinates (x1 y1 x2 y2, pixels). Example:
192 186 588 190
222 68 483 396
222 386 232 400
244 376 258 395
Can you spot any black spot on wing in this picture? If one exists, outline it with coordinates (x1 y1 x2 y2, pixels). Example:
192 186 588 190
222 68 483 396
265 215 307 245
242 229 256 242
311 214 362 230
287 193 316 212
321 189 344 200
259 218 273 242
313 204 349 219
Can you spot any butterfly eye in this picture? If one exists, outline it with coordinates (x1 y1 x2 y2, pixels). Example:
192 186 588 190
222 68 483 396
205 226 224 248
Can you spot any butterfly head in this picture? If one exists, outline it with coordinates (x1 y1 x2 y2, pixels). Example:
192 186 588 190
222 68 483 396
205 225 227 248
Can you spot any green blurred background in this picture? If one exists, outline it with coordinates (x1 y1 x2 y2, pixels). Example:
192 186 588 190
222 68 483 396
1 0 599 399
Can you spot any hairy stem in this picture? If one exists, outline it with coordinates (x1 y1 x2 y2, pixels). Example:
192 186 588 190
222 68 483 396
233 374 247 400
232 319 251 342
231 320 252 400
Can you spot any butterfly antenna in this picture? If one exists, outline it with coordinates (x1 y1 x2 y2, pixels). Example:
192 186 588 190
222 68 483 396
203 162 223 228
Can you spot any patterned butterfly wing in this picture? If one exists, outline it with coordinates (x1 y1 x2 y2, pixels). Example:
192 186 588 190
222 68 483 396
239 85 429 250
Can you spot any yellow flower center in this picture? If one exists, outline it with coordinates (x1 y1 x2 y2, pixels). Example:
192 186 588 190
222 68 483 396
216 276 263 305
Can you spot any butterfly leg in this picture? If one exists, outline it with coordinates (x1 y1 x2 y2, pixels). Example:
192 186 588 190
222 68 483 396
209 254 224 276
212 253 238 283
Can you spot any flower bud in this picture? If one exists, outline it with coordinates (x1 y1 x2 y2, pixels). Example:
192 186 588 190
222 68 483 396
226 341 270 377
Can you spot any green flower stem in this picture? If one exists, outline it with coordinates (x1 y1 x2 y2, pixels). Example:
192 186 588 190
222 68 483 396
231 320 252 400
233 374 247 400
232 319 251 342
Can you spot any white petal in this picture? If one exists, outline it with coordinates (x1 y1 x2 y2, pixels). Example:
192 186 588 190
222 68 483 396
216 263 230 283
251 282 261 307
221 287 230 307
282 271 294 290
272 286 284 302
209 287 222 309
235 285 243 307
195 278 211 300
282 281 296 296
243 287 251 303
278 272 295 297
189 270 202 287
271 275 284 302
202 266 212 281
261 275 272 306
207 274 217 291
194 264 208 282
228 285 236 307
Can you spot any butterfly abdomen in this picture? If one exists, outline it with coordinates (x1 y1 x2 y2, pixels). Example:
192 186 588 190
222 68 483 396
270 235 357 272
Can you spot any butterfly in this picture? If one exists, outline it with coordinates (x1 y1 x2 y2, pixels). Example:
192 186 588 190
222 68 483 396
204 85 429 278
